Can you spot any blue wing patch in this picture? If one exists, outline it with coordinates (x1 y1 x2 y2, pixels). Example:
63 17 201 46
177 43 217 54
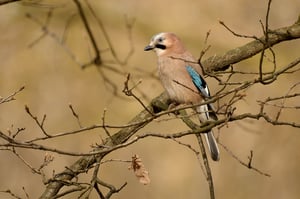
186 66 210 98
186 66 218 120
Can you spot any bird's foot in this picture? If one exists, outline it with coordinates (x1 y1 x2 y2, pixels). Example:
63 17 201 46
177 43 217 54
167 102 180 115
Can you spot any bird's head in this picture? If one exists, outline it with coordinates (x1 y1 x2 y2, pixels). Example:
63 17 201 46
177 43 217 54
144 32 186 56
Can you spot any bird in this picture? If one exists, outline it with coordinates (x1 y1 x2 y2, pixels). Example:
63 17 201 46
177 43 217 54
144 32 220 161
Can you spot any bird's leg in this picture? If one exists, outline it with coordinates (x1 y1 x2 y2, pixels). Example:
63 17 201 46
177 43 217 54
167 102 180 115
168 101 178 110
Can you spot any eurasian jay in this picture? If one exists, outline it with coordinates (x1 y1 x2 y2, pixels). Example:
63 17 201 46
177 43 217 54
144 32 220 161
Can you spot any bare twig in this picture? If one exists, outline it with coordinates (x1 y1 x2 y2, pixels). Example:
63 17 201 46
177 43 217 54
123 73 154 115
258 0 275 85
206 18 300 72
25 105 51 137
26 13 82 65
171 137 207 179
68 103 82 128
8 126 26 139
84 0 135 66
78 156 102 198
0 189 22 199
9 147 41 174
219 142 271 177
28 8 54 48
22 187 29 199
0 86 25 105
97 179 127 199
101 108 113 141
275 82 300 121
73 0 101 66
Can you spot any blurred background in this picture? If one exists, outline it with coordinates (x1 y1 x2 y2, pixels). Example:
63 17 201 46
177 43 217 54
0 0 300 198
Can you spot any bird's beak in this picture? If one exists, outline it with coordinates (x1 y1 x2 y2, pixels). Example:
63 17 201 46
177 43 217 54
144 45 154 51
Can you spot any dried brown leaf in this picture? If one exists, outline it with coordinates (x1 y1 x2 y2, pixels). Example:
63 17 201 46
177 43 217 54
129 154 150 185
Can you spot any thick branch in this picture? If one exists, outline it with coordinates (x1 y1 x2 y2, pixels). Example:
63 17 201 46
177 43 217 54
39 93 169 198
203 19 300 71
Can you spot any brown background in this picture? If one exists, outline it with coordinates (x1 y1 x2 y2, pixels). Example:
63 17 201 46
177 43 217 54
0 0 300 198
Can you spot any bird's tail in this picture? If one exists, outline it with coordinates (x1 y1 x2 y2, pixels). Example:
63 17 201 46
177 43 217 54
203 131 220 161
196 103 220 161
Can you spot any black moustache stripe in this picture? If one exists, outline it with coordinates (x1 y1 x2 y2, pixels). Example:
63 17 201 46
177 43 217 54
155 44 166 49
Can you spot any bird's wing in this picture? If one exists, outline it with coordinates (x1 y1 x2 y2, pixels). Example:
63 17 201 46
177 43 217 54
185 66 210 98
186 66 218 120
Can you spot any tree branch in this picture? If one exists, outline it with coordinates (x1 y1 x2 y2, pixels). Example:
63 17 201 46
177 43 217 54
0 0 20 6
39 93 169 198
35 15 300 199
73 0 102 66
203 19 300 72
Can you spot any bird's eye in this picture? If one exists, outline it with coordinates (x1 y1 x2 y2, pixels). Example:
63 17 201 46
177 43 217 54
157 37 164 43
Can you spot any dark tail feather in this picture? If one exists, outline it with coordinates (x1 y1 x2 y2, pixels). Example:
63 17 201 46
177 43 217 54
197 103 220 161
204 131 220 161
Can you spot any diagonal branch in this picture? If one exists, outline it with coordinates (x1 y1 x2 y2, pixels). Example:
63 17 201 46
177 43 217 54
39 93 169 198
203 18 300 72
